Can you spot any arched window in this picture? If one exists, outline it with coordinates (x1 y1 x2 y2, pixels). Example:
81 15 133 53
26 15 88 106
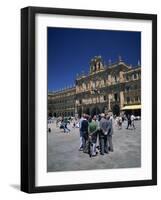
114 75 117 82
125 85 130 92
93 65 96 72
133 73 137 79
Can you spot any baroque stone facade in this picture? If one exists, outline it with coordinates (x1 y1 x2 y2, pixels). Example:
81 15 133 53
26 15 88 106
48 56 141 117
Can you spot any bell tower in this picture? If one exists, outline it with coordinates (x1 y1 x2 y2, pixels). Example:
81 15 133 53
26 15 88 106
90 56 104 74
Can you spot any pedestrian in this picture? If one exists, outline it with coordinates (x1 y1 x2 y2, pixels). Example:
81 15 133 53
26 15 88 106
78 114 86 151
88 115 98 156
80 114 89 153
72 120 76 128
115 116 119 128
99 113 109 155
118 116 122 129
131 114 136 129
106 115 114 152
61 117 70 133
126 114 131 129
110 114 113 122
48 128 51 132
56 117 61 127
64 117 70 133
96 115 101 152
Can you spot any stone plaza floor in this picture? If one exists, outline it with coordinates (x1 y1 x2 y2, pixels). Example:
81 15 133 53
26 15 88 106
47 120 141 172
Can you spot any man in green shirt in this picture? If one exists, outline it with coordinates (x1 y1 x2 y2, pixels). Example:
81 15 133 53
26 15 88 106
88 115 98 156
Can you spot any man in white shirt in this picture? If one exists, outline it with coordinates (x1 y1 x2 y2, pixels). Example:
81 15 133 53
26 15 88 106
131 114 136 129
78 113 86 151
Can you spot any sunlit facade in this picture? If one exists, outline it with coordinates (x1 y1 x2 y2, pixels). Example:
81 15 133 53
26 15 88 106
48 56 141 117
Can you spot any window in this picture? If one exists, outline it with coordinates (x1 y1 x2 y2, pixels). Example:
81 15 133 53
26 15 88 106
114 93 118 101
125 86 130 92
135 96 139 102
114 75 117 82
134 73 137 79
127 97 130 103
134 84 137 90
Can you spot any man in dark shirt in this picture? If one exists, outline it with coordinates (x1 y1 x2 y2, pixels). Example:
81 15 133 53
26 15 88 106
80 115 89 153
99 113 109 155
106 115 114 152
126 114 131 129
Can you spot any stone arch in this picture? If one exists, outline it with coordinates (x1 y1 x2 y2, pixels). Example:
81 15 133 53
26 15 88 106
112 104 120 116
100 106 107 114
84 107 90 115
90 106 100 117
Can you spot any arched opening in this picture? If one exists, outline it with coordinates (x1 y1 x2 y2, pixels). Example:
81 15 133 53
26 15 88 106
78 108 82 118
91 106 100 117
112 104 120 116
101 106 108 114
84 107 90 115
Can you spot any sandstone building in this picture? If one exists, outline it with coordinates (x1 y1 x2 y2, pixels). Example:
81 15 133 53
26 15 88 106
48 56 141 117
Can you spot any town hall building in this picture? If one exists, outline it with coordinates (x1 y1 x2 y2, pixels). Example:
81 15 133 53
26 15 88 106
48 56 141 117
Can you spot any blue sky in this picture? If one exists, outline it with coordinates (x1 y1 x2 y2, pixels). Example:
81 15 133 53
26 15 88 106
48 27 141 91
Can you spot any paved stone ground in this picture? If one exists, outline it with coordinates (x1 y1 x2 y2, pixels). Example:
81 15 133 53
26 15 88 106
47 120 141 172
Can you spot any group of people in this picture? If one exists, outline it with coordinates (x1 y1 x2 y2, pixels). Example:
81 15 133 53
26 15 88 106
48 112 137 157
79 113 114 157
59 117 71 133
115 114 136 130
126 114 136 129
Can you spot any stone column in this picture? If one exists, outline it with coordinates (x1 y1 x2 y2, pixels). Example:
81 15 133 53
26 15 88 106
75 102 78 118
108 94 111 111
119 71 124 83
120 91 124 109
108 74 112 85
